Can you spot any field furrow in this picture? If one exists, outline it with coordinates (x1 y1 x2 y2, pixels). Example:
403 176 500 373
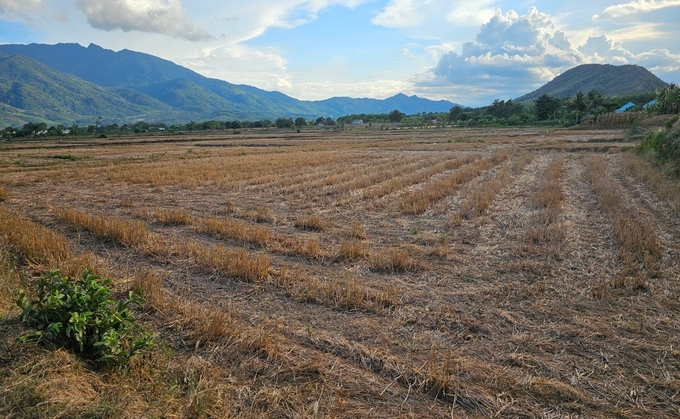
1 127 678 418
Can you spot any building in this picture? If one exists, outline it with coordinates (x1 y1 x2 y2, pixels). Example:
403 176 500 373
615 102 635 113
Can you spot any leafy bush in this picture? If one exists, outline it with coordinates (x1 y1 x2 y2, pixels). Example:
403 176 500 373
17 269 153 366
638 130 680 176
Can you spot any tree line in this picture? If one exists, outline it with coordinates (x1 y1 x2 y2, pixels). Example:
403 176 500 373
3 85 678 139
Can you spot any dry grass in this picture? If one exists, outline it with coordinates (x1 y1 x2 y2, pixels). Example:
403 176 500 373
458 154 532 219
277 235 323 259
198 216 322 258
581 111 648 126
532 155 565 210
277 266 398 311
185 240 271 282
337 239 368 260
586 156 661 278
0 247 21 314
59 208 154 249
129 269 164 309
294 215 326 232
400 154 508 215
369 247 419 273
363 154 478 201
247 207 276 223
0 207 71 267
0 185 8 202
119 197 134 208
522 155 566 258
197 216 271 247
1 128 679 418
620 152 680 214
348 221 366 239
154 207 192 225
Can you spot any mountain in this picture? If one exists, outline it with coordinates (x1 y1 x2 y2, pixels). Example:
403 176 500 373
0 43 460 126
0 54 181 125
313 93 457 115
516 64 668 102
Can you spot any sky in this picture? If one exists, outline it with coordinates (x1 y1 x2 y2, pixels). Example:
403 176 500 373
0 0 679 107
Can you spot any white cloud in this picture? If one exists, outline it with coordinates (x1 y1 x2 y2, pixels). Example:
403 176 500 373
73 0 212 41
401 48 415 57
371 0 434 28
186 44 288 76
608 23 667 41
445 1 497 27
373 0 498 31
0 0 41 16
593 0 680 20
637 48 680 74
236 0 365 36
419 8 581 103
414 6 679 105
578 35 635 64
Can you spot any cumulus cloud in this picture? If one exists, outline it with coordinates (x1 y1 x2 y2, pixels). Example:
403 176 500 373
73 0 212 41
637 48 680 73
416 6 680 105
420 8 581 101
578 35 635 64
593 0 680 20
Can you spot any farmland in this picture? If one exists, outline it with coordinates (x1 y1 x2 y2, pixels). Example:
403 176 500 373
1 126 679 418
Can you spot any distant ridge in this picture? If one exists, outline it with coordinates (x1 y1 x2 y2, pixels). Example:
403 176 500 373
0 54 176 124
515 64 668 102
0 43 461 125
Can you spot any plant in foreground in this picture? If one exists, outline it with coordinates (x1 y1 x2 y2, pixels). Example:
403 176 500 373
16 269 153 366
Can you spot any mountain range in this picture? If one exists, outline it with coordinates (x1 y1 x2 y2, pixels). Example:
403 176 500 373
0 43 460 126
0 43 670 127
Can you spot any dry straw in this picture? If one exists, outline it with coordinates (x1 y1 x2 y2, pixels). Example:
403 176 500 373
400 154 508 215
586 156 661 279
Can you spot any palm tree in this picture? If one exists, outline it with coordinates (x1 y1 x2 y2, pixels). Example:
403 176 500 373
654 84 680 114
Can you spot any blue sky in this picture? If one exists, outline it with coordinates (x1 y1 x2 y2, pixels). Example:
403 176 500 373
1 0 679 107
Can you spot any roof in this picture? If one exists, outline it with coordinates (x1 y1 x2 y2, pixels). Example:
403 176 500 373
615 102 635 113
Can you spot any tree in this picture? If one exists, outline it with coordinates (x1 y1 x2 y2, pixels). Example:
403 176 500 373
566 91 589 123
448 105 464 121
654 83 680 114
534 94 561 120
388 109 405 122
487 99 525 119
295 117 307 128
275 117 294 128
586 90 605 109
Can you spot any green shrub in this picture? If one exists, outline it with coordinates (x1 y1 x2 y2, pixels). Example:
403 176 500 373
638 129 680 176
16 269 153 366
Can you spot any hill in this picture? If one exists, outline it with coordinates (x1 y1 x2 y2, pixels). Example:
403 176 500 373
515 64 668 102
0 43 460 126
313 93 457 115
0 54 181 125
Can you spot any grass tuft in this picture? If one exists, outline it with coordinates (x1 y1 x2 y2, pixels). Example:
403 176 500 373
294 215 326 232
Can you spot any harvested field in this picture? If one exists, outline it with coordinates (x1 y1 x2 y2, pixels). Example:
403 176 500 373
1 127 679 418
